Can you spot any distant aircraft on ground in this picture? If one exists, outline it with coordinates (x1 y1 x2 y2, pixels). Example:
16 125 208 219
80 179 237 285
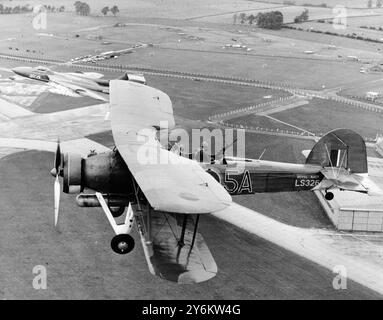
11 66 146 101
50 80 382 284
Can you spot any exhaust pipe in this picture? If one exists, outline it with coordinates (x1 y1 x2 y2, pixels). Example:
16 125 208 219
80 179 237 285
76 194 134 208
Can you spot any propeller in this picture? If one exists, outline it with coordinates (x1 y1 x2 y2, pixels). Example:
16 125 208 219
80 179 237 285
51 141 62 228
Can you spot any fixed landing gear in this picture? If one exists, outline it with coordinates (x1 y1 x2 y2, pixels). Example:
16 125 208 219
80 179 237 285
111 234 135 254
95 193 135 254
325 191 334 201
109 206 125 218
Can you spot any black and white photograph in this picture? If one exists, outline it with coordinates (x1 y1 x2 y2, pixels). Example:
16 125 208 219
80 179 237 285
0 0 382 304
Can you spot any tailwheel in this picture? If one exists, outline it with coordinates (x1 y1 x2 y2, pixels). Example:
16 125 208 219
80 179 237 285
111 234 135 254
325 191 334 201
109 206 125 218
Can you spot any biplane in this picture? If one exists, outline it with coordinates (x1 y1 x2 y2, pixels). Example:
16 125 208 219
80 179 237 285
51 80 382 284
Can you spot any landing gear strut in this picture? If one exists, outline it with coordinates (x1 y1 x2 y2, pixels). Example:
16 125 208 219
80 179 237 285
325 191 334 201
111 234 135 254
95 192 135 255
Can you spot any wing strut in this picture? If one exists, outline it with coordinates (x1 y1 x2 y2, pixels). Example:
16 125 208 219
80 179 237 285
190 214 200 251
177 214 200 251
132 178 142 211
178 215 188 247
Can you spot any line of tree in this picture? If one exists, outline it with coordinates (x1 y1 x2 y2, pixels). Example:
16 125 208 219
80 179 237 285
44 5 66 12
101 5 120 16
284 24 383 44
234 11 284 30
368 0 382 8
0 4 65 14
294 9 309 23
74 1 90 16
257 11 284 29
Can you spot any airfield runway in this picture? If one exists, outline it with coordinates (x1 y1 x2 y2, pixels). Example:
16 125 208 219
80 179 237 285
0 150 380 299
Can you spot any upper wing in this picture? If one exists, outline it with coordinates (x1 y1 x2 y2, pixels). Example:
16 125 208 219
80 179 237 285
110 80 231 214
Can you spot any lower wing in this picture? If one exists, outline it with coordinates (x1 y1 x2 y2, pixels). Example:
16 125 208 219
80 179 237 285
134 205 217 284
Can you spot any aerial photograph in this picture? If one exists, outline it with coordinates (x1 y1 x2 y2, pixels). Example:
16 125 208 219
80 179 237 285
0 0 382 304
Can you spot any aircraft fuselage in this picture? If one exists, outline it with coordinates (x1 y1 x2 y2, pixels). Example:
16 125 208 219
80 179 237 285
61 148 325 204
12 67 110 93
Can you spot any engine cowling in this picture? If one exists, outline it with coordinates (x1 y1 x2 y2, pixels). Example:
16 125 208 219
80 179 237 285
60 150 134 196
63 153 83 194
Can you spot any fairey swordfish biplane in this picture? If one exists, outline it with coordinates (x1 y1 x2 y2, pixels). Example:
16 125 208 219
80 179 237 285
50 80 382 284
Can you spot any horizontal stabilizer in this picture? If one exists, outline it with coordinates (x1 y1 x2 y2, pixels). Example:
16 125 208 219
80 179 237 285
315 167 367 193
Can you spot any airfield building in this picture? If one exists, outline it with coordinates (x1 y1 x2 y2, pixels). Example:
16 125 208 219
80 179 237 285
366 91 380 102
315 156 383 232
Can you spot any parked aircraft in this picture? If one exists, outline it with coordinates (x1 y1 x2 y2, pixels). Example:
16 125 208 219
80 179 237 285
51 80 381 284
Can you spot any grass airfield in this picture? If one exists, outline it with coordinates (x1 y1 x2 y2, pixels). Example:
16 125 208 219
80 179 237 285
0 0 382 299
0 149 380 299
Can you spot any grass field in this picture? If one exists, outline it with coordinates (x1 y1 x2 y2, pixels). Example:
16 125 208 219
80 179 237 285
256 0 377 8
0 2 381 92
8 0 279 19
228 98 383 138
235 191 332 229
145 75 291 120
243 131 314 163
196 5 332 24
229 97 383 138
273 98 383 138
31 92 101 113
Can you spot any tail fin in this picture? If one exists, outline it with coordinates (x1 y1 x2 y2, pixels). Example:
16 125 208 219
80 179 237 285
306 129 367 173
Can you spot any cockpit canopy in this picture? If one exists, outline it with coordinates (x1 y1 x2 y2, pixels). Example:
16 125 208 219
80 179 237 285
35 66 51 72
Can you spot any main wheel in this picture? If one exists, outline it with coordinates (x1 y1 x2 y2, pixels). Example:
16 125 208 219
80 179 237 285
111 234 135 254
325 192 334 201
109 206 125 218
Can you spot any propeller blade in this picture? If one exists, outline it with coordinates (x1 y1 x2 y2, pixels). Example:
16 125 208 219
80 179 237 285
54 140 61 173
54 175 60 227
